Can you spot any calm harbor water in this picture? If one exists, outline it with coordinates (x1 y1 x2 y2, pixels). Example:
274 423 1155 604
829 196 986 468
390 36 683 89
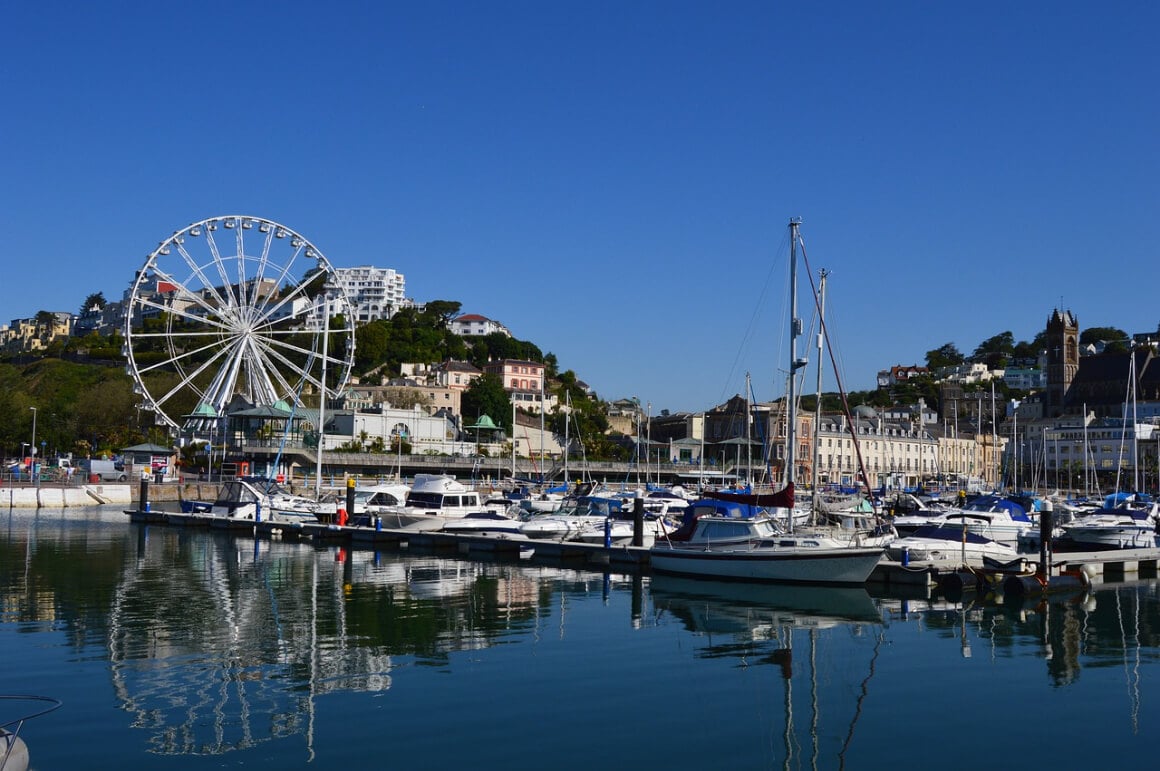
3 506 1158 770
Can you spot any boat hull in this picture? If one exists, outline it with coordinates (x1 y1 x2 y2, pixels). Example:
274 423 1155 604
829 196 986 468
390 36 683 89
649 545 883 585
1058 527 1159 551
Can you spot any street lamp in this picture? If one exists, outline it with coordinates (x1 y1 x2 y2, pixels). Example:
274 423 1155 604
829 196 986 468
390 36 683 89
30 406 38 488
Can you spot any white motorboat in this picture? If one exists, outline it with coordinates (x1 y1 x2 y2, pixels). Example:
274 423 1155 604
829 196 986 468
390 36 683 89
1057 502 1160 551
892 494 1033 545
885 524 1020 566
375 474 508 531
572 503 680 547
519 496 625 541
441 509 527 539
330 482 413 526
180 477 321 524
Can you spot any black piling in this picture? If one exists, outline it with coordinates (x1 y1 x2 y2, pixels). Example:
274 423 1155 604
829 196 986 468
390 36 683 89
1038 502 1054 578
139 477 149 513
632 495 645 547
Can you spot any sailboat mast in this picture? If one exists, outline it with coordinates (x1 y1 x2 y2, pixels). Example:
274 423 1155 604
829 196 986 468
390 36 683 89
745 372 752 487
811 269 828 513
1132 350 1140 492
787 220 805 497
563 390 570 485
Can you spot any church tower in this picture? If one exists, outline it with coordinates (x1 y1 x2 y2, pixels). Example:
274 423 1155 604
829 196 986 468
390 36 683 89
1045 309 1078 416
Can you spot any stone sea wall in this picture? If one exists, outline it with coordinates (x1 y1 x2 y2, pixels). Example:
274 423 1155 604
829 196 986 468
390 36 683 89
2 482 223 509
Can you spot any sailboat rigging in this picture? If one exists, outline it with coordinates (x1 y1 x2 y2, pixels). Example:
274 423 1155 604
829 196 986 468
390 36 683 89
649 219 886 584
795 237 890 537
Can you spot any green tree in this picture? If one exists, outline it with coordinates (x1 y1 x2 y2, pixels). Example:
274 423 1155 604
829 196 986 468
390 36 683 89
423 301 462 329
1012 331 1046 361
80 292 107 314
354 321 390 370
925 343 965 370
461 374 512 433
972 331 1015 369
1079 326 1129 352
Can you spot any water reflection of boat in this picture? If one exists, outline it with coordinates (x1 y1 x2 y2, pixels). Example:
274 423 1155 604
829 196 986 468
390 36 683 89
651 573 884 769
649 574 882 632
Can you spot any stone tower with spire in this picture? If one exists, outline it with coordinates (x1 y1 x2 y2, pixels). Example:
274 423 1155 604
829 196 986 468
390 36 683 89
1044 309 1078 417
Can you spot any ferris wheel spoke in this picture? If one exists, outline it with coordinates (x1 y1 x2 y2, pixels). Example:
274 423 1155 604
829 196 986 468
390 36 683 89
129 329 236 340
262 334 344 369
203 335 251 410
244 229 278 322
234 227 249 314
149 342 238 410
204 229 244 314
247 342 300 404
265 337 352 376
252 239 307 321
254 339 327 395
240 342 282 406
135 336 234 376
130 295 237 333
250 354 296 406
170 243 236 312
251 270 314 326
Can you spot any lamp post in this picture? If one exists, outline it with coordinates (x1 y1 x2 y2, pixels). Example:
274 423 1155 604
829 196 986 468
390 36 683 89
30 406 38 488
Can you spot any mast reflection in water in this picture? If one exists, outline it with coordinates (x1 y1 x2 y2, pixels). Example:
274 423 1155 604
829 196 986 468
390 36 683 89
3 506 1160 769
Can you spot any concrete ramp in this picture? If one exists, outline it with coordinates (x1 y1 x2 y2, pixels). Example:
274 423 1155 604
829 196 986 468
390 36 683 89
86 486 113 504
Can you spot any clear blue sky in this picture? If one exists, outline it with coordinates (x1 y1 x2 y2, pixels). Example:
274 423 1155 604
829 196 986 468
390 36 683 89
3 1 1157 414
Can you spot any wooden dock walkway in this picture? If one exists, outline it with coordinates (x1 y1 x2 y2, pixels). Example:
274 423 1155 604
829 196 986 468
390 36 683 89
124 507 1160 596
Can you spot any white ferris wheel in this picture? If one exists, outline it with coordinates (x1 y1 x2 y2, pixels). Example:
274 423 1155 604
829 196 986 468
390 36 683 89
123 215 356 434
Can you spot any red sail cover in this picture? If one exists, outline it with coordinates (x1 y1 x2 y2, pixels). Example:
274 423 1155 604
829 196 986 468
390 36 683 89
703 482 794 509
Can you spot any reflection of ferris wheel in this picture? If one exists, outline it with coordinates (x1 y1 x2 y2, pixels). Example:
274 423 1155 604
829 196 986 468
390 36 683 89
124 215 356 433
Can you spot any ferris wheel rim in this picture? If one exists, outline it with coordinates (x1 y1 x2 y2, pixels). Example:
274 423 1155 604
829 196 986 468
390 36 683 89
123 215 356 433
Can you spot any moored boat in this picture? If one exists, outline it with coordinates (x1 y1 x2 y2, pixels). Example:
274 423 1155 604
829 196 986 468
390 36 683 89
885 524 1020 566
374 473 508 531
649 485 885 584
1056 500 1160 551
648 221 885 586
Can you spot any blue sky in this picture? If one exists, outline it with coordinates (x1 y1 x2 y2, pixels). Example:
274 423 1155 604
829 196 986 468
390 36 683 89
3 1 1157 414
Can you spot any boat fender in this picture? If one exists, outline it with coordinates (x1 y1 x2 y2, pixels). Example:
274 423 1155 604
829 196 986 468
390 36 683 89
2 729 30 771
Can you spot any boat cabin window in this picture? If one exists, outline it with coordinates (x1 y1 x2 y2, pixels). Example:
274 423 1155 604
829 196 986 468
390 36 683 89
752 520 779 537
700 521 753 540
219 482 258 504
363 491 403 506
407 492 443 509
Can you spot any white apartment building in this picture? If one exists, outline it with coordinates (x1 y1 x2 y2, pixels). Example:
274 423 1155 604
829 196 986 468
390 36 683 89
333 266 406 324
813 407 1003 490
1040 417 1158 486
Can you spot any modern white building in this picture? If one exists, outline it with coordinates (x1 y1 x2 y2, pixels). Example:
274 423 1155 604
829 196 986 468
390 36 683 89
333 266 407 324
323 405 480 455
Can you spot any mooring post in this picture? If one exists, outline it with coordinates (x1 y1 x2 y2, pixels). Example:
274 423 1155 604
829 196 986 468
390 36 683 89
632 491 644 547
139 477 149 514
1038 499 1054 579
346 476 356 524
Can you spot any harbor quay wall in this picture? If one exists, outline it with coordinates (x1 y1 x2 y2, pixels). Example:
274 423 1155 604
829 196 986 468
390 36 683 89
2 482 225 509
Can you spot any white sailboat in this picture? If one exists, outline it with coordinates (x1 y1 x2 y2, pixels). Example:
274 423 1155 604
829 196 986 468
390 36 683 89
650 220 885 585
